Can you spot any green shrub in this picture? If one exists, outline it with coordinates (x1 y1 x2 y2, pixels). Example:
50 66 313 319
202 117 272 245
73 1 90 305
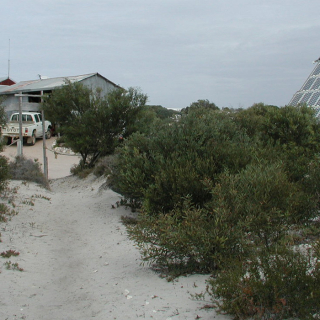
126 197 244 275
117 105 320 271
0 203 16 223
210 161 317 250
8 156 49 188
115 110 255 213
0 155 9 192
92 155 117 177
127 161 314 275
70 163 93 178
208 248 320 320
237 104 320 183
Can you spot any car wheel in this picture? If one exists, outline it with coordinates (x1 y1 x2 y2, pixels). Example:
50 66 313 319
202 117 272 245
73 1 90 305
29 131 36 146
46 129 52 140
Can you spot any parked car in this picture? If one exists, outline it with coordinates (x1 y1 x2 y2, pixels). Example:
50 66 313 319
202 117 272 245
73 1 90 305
1 112 52 145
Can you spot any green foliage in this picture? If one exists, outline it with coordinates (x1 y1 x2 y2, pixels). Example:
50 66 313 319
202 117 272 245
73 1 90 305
120 215 138 226
8 156 48 188
209 248 320 320
42 81 147 168
181 99 219 114
0 203 16 223
236 104 320 182
115 110 254 213
126 160 314 275
0 155 9 192
92 155 115 177
210 161 317 249
114 102 320 318
4 260 24 271
146 105 179 119
126 197 244 274
130 106 161 135
70 163 93 178
233 103 279 138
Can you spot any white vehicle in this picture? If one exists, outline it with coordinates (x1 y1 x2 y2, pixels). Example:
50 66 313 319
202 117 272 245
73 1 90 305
1 112 52 146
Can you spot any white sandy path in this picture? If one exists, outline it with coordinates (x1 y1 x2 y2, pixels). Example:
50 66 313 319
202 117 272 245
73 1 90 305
0 175 231 320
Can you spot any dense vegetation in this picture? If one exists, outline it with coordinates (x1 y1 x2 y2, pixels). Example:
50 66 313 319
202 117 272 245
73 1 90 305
5 82 320 319
113 103 320 319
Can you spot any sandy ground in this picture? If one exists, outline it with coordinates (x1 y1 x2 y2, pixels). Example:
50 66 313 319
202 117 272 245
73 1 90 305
0 139 231 320
2 137 80 179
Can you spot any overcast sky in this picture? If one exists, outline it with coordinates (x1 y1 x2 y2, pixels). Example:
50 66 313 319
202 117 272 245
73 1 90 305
1 0 320 110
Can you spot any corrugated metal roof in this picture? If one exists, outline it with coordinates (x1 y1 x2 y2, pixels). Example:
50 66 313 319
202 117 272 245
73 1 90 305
0 73 99 95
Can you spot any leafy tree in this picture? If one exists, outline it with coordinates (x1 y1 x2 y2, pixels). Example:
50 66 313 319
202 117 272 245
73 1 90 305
181 99 219 114
42 81 147 168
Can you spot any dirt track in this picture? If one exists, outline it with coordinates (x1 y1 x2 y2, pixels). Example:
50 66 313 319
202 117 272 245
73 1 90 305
0 176 230 320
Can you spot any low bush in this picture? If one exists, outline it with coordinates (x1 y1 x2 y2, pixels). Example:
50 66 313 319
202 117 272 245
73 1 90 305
70 163 93 178
208 248 320 320
210 161 317 250
115 110 255 213
0 203 16 223
8 156 49 188
93 155 117 177
126 161 313 275
1 249 20 258
126 197 244 275
0 155 9 192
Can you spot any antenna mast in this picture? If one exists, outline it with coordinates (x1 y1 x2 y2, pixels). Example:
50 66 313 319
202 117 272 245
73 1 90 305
8 39 10 78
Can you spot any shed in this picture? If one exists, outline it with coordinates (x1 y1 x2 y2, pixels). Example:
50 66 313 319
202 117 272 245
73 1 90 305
0 73 121 118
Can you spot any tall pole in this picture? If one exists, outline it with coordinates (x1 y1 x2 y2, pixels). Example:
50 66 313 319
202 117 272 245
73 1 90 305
8 39 10 78
41 91 48 180
18 92 23 156
41 110 48 180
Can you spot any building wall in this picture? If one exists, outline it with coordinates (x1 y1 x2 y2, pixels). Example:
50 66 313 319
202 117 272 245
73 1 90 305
2 95 40 119
81 74 119 96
